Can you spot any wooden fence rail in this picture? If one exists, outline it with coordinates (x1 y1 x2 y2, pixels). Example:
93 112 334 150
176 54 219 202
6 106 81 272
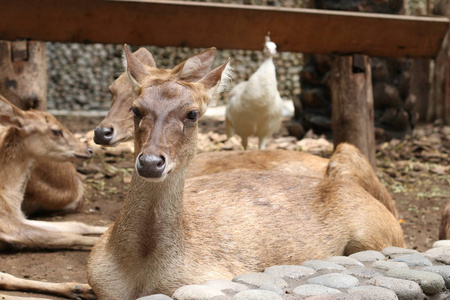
0 0 448 57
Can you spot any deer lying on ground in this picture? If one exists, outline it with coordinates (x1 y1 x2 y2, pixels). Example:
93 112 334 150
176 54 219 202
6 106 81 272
0 103 86 216
1 65 86 216
93 47 216 146
87 46 405 300
93 47 398 217
0 119 85 216
0 95 108 251
0 96 106 299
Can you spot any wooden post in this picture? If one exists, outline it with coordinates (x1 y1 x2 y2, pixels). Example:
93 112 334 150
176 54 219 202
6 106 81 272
429 0 450 125
430 29 450 125
0 40 48 110
410 59 431 122
331 54 376 168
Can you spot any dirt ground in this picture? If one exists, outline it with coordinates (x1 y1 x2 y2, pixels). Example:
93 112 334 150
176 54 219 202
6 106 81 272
0 115 449 299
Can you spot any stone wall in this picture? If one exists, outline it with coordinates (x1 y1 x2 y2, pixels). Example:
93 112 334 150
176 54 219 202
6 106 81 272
46 44 303 111
46 0 307 111
46 0 437 126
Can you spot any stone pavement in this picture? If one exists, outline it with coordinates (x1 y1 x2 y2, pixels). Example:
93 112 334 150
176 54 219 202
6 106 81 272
137 241 450 300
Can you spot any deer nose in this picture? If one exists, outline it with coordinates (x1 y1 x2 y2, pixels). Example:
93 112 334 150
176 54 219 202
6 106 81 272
136 153 166 178
93 127 114 145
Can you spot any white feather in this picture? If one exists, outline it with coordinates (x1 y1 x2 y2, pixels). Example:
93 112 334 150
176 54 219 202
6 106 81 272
225 37 282 150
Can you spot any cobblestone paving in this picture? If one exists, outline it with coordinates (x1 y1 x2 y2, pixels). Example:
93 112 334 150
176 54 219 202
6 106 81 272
137 241 450 300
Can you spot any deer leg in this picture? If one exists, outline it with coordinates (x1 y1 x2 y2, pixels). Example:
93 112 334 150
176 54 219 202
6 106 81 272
1 223 100 250
0 272 97 300
24 220 108 235
0 294 52 300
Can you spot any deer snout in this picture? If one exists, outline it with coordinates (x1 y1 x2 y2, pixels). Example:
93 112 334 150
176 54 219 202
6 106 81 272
93 126 115 145
136 153 167 179
75 147 93 160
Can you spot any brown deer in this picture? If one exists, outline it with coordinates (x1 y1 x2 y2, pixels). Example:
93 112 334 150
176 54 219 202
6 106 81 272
93 48 398 217
0 95 108 251
439 200 450 240
87 46 404 299
0 41 87 216
0 96 105 299
93 47 216 146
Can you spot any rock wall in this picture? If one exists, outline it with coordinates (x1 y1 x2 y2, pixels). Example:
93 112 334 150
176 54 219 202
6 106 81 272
46 0 437 137
46 44 303 111
46 0 307 111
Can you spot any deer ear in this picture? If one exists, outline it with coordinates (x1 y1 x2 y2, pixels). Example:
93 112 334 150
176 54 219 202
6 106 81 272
0 95 25 128
134 47 156 68
123 44 151 95
198 58 233 106
174 47 217 82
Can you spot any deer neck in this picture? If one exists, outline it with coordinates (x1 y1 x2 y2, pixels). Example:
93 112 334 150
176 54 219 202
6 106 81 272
0 128 34 217
109 166 188 260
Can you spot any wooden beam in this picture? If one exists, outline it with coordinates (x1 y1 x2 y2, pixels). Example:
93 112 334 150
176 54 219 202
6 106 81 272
0 0 448 57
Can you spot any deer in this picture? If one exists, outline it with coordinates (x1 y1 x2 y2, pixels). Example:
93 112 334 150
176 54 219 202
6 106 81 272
0 41 87 216
86 46 405 300
0 95 108 299
93 47 216 146
93 47 399 217
0 102 86 217
0 95 108 251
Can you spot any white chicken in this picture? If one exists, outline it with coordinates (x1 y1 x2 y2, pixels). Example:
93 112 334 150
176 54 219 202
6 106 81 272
225 35 283 150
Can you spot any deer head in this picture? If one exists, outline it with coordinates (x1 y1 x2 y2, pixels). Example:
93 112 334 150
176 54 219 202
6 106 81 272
0 95 92 162
93 47 217 146
123 45 231 181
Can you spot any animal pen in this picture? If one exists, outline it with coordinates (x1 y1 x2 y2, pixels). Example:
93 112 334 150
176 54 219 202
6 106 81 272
0 0 449 299
0 0 448 164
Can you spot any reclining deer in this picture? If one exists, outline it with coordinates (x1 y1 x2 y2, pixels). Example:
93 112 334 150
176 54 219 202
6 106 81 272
94 47 398 218
0 47 402 300
0 95 108 250
0 95 109 299
1 52 87 216
86 46 405 299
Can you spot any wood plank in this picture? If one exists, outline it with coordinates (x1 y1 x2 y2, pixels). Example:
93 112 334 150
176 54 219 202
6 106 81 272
0 0 448 57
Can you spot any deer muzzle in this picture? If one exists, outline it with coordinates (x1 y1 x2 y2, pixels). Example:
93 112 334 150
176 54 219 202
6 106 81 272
135 153 167 180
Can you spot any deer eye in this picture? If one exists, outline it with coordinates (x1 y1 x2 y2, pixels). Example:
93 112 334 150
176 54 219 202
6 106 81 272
186 110 199 121
131 107 141 119
52 129 63 137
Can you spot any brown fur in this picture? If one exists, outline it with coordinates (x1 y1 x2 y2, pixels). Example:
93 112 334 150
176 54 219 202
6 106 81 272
87 47 405 299
0 271 95 299
188 149 328 179
439 201 450 240
326 142 399 218
21 161 85 215
94 47 217 146
0 93 85 216
95 49 398 218
0 96 108 251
